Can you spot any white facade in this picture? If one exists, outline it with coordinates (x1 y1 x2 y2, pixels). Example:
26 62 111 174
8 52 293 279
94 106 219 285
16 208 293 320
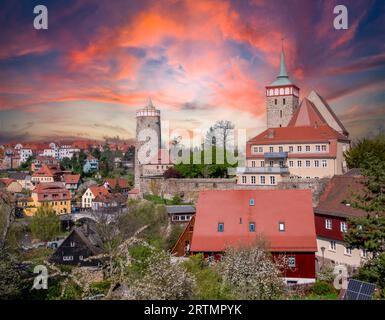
19 148 33 163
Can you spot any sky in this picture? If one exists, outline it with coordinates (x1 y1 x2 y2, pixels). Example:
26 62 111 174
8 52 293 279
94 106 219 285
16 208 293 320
0 0 384 143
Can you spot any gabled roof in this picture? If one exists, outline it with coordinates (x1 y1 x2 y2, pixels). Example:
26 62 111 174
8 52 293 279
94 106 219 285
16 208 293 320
63 174 81 184
247 124 349 145
88 185 110 197
315 175 369 218
0 178 17 187
93 192 127 204
191 189 317 253
105 178 129 189
8 171 30 180
33 182 70 201
288 98 327 127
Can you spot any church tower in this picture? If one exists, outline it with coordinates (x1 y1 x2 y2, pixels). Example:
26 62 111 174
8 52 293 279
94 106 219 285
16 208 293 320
265 44 299 128
134 98 161 189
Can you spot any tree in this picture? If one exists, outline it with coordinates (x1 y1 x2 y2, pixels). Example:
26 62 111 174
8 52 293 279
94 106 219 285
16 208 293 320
128 250 196 300
220 244 286 300
19 155 34 171
163 167 181 179
0 251 23 299
60 157 72 170
205 120 235 162
344 134 385 169
0 193 15 251
30 205 61 242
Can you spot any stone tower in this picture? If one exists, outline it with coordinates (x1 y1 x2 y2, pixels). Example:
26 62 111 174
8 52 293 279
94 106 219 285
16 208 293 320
134 98 161 190
265 45 299 128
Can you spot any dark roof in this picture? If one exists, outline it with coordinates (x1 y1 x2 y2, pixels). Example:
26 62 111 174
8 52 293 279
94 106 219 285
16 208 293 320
343 168 362 177
315 175 368 218
72 225 103 256
165 205 196 215
8 171 30 180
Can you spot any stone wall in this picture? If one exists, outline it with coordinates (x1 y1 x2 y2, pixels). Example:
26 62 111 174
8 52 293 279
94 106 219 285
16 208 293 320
266 94 299 128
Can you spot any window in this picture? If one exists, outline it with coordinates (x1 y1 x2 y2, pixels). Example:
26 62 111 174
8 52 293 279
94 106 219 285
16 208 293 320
242 176 246 184
321 145 327 151
305 160 311 167
279 146 283 152
79 256 83 261
325 219 332 230
340 222 348 233
289 146 293 152
249 199 255 206
297 146 302 152
330 241 336 251
260 176 266 184
322 160 327 167
63 256 73 261
283 98 286 105
314 160 320 167
280 110 283 118
274 99 277 105
251 176 256 184
289 160 294 167
269 160 274 167
70 242 75 247
288 256 296 268
305 145 310 152
279 222 285 232
251 161 256 167
269 147 274 152
261 161 265 167
297 160 302 167
253 147 258 153
361 249 368 258
249 222 255 232
218 223 224 232
345 247 352 256
316 145 321 152
259 147 263 153
270 176 276 185
279 160 284 167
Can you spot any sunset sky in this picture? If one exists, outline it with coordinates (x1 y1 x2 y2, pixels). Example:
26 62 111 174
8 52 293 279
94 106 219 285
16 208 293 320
0 0 384 143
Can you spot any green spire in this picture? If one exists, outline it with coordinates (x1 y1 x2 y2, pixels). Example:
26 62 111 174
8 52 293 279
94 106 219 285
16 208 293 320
278 46 288 78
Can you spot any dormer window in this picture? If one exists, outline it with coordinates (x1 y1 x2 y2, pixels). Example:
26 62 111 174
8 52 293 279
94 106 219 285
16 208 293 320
249 199 255 206
218 223 224 232
279 222 285 232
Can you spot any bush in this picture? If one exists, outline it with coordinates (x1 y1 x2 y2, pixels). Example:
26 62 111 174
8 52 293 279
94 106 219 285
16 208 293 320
311 281 336 296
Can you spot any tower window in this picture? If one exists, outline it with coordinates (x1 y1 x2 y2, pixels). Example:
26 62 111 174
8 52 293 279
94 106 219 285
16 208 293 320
283 98 286 105
274 99 277 105
280 110 283 118
218 223 224 232
249 222 256 232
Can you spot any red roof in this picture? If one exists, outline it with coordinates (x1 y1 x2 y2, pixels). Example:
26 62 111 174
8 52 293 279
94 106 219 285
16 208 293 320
89 186 110 197
63 174 81 184
94 192 127 204
288 98 327 127
0 178 17 187
315 175 369 218
247 124 349 146
105 178 129 189
32 164 59 178
33 182 70 202
191 189 317 253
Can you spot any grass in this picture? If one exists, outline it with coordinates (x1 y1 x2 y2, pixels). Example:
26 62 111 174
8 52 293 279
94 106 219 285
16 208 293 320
21 247 54 265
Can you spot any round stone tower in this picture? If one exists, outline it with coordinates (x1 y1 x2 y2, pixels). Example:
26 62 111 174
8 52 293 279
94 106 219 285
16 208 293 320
134 98 161 190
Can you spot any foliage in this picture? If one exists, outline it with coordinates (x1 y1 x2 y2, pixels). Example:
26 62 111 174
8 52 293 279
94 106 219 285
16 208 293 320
355 253 385 298
164 167 182 179
311 280 336 296
184 254 234 299
166 224 184 250
0 251 23 299
30 205 61 242
220 244 286 300
344 134 385 169
19 155 34 170
0 195 15 251
316 265 335 283
128 250 196 300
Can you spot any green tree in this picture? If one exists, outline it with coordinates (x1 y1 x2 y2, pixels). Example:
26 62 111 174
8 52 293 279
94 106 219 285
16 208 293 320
0 252 23 299
344 133 385 169
60 157 72 170
19 155 34 171
30 205 61 242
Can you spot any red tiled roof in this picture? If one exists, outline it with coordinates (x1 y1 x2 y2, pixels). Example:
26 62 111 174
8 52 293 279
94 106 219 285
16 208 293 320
33 182 70 202
191 189 317 253
105 178 129 189
315 175 369 218
247 124 349 146
0 178 17 187
94 192 127 204
89 186 110 197
288 98 327 127
32 164 59 178
63 174 81 184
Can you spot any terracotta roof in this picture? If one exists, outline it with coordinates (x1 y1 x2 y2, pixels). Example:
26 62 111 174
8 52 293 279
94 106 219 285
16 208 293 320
32 164 59 178
191 189 317 253
247 124 349 146
63 174 81 184
315 175 369 218
128 188 140 194
93 192 127 204
33 182 70 202
0 178 17 187
89 186 110 197
288 98 327 127
105 178 129 189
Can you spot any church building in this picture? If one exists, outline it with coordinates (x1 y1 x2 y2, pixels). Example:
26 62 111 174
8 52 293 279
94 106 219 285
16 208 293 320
237 46 350 186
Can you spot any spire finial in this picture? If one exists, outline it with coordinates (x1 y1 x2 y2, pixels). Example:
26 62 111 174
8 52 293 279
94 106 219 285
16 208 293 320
146 96 154 108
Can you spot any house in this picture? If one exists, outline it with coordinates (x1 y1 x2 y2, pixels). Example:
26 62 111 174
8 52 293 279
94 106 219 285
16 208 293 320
173 189 317 284
0 178 23 193
29 182 71 215
31 156 59 172
8 172 33 190
104 178 129 194
165 205 195 223
314 170 371 272
31 164 61 183
92 192 127 211
82 185 110 208
49 224 103 266
127 188 140 200
83 155 99 173
16 195 35 216
236 46 350 186
63 174 81 196
19 148 33 163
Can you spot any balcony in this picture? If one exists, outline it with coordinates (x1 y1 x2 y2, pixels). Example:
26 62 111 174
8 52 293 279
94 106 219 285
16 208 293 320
237 166 289 174
264 152 288 159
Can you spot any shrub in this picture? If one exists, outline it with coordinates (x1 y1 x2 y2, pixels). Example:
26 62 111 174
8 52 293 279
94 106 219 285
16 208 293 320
311 281 336 296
